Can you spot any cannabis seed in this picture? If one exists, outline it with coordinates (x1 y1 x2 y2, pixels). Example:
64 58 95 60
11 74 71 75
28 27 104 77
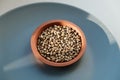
37 25 82 63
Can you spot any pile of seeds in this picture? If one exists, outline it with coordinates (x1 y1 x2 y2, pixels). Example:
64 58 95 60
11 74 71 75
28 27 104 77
37 25 82 63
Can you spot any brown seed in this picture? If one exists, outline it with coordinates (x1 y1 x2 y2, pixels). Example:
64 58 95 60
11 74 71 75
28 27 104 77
37 25 81 63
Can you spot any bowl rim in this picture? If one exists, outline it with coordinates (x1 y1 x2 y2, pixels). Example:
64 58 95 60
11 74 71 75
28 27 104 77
31 19 86 67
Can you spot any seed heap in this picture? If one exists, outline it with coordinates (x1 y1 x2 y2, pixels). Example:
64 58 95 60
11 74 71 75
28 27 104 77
37 25 82 63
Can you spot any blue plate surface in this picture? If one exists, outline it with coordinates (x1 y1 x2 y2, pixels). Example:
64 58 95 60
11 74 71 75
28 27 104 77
0 2 120 80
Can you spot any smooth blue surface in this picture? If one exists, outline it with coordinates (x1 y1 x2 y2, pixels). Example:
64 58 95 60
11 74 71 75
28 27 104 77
0 3 120 80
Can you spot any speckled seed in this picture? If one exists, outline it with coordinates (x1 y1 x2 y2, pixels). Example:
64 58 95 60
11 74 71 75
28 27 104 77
37 25 82 63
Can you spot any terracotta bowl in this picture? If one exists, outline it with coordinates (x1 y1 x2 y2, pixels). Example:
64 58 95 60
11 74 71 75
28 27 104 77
31 20 86 67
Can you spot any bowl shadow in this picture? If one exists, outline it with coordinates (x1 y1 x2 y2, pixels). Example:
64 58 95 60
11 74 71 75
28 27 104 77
36 56 84 76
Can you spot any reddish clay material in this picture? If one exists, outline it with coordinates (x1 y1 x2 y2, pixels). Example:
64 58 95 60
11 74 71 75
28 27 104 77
31 20 86 67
